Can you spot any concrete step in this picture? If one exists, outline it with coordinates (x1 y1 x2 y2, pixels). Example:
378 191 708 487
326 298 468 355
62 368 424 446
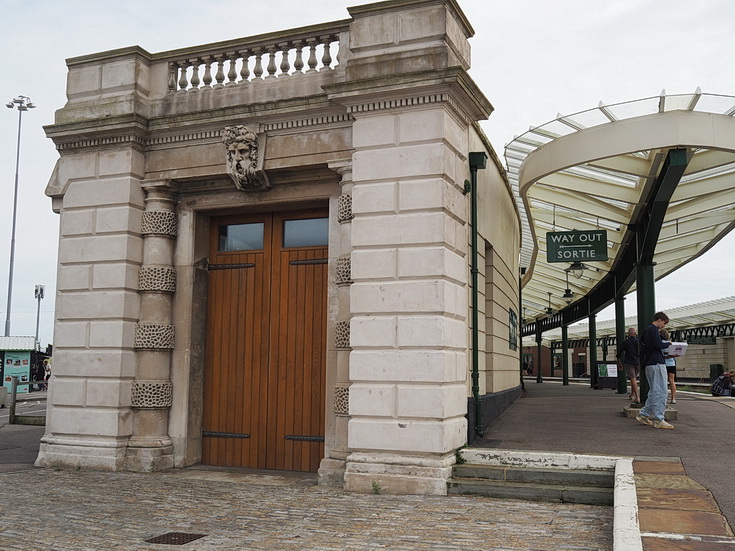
447 477 614 505
449 463 615 506
453 463 614 487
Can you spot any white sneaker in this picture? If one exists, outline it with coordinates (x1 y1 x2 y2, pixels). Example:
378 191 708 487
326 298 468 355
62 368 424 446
653 419 674 430
670 399 676 404
636 414 653 426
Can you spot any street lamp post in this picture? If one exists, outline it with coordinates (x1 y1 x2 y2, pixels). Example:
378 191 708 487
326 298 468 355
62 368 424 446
5 95 36 337
34 284 45 345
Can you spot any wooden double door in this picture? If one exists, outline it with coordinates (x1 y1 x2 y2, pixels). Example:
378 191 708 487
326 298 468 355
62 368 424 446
202 210 328 472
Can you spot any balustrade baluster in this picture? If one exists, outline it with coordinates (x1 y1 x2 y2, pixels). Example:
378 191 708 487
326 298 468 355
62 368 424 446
320 35 333 70
240 50 251 82
293 40 304 74
202 56 213 88
214 55 226 86
168 63 177 92
167 27 343 93
178 62 189 91
266 46 277 78
306 38 318 72
226 52 238 84
253 48 264 79
189 58 201 90
335 33 343 66
279 42 291 76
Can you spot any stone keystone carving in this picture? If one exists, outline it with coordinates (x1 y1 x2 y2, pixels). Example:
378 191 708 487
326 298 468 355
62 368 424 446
223 125 270 191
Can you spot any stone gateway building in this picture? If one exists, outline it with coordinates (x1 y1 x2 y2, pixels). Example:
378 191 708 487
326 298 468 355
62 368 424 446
39 0 521 495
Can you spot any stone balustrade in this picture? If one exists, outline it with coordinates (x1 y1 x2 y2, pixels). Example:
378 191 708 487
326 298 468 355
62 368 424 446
163 24 348 93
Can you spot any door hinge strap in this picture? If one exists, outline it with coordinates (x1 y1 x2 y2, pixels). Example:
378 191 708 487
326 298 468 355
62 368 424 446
285 435 325 442
289 259 328 266
202 431 251 439
208 263 256 271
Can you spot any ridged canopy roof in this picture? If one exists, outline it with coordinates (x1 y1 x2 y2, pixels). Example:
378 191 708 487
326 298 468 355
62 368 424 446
505 90 735 325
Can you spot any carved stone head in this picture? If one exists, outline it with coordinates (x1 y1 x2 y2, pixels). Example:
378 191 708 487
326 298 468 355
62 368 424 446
223 125 270 191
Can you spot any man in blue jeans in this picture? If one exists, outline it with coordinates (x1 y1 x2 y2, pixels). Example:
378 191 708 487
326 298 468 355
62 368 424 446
636 312 674 429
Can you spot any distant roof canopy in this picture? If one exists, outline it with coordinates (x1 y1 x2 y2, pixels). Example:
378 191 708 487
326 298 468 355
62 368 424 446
505 90 735 327
0 336 39 351
538 296 735 346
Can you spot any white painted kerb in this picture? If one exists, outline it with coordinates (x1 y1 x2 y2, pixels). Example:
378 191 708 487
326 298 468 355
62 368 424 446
460 449 641 551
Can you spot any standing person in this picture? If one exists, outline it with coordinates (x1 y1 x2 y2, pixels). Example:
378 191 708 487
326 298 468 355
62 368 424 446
660 328 677 404
617 327 640 404
43 359 51 391
636 312 674 429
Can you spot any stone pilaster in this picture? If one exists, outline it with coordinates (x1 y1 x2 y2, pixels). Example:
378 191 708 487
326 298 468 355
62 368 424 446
343 100 471 494
126 181 177 471
324 0 492 496
318 160 353 487
37 147 146 471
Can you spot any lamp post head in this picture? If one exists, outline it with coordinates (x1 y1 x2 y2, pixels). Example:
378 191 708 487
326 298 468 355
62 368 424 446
7 96 35 111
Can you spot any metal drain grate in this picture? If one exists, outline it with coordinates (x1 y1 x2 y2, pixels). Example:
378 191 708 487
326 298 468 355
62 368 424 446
144 532 207 545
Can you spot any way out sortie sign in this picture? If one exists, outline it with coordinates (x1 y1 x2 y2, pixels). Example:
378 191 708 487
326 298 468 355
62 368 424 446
546 230 608 263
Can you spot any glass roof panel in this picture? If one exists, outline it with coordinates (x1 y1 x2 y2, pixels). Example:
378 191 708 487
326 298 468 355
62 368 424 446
507 91 735 323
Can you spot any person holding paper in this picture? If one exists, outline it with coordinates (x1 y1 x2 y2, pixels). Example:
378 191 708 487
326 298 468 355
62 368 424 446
660 328 678 404
636 312 674 429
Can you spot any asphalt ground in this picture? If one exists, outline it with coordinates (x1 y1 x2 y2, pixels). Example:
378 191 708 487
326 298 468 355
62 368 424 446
0 391 46 473
477 379 735 531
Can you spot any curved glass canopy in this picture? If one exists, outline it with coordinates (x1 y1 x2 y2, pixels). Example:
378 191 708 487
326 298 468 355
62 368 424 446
505 90 735 326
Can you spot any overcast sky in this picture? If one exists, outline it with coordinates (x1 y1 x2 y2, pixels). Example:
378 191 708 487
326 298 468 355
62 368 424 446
1 0 734 346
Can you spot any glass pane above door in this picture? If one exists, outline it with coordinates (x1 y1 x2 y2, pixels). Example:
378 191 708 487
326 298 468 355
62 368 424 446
283 218 328 248
218 222 265 251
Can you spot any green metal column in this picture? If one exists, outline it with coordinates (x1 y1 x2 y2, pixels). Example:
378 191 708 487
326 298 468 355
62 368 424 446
561 325 569 385
519 270 525 391
615 296 628 394
589 313 597 388
467 152 487 438
536 326 543 383
636 259 656 403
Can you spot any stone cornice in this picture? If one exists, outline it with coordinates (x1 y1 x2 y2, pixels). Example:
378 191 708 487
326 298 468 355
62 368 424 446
45 113 149 152
47 112 354 152
348 0 474 38
67 45 153 67
261 113 353 132
325 67 493 123
150 19 351 63
346 92 474 125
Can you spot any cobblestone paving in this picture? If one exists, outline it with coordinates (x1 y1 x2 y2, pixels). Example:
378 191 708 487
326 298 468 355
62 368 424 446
0 468 612 550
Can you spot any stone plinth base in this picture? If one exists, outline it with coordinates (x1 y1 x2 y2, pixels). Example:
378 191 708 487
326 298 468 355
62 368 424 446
35 436 128 471
126 437 174 472
318 457 346 487
624 405 678 421
344 452 455 495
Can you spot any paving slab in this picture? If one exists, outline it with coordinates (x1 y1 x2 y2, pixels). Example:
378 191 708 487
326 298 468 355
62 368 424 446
639 508 733 537
635 473 707 490
635 486 721 513
642 536 735 550
632 459 686 475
